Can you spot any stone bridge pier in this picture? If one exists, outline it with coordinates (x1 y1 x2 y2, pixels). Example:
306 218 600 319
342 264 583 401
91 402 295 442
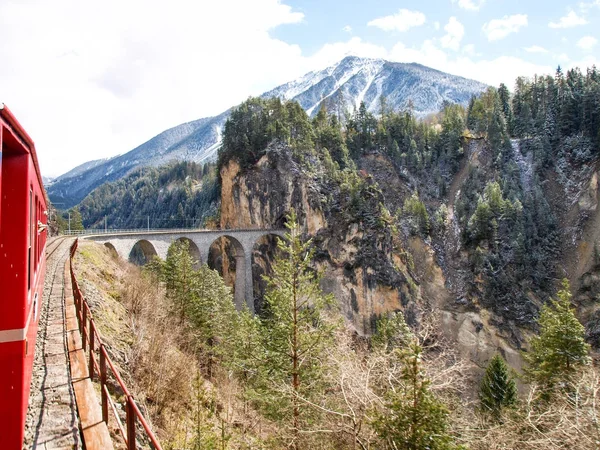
84 229 286 312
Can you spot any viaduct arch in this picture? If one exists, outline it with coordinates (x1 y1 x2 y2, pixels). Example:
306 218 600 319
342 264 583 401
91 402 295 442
84 229 286 312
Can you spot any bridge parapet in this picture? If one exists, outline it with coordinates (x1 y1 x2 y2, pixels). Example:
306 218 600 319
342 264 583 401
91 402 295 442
63 227 285 236
82 228 286 313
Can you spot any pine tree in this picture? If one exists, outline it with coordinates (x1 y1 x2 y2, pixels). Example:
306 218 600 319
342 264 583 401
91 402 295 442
523 279 591 390
67 207 84 231
225 307 262 380
402 192 430 236
164 239 197 323
439 104 465 173
371 341 463 450
479 354 517 419
187 265 237 374
498 83 513 134
250 210 337 448
372 311 412 353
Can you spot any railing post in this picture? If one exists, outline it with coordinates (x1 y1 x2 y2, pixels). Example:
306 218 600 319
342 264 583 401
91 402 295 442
126 396 136 450
82 305 87 351
89 322 95 381
100 345 108 423
76 292 81 324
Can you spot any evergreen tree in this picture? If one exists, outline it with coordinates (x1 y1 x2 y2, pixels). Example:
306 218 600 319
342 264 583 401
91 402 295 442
371 341 463 450
401 192 430 236
523 279 591 390
250 210 337 448
164 240 197 323
314 109 349 168
372 311 412 353
438 103 465 173
67 207 84 231
187 265 237 374
479 354 517 419
189 370 220 450
498 83 513 134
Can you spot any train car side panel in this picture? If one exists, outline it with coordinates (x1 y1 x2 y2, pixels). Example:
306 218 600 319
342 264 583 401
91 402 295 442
0 105 47 449
0 149 30 449
0 124 2 233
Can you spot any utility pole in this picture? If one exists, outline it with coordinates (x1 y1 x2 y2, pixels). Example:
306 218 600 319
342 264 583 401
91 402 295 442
104 215 107 232
147 215 150 232
68 212 71 234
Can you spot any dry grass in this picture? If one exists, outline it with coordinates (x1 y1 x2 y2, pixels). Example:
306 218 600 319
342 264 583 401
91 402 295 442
74 242 196 444
454 368 600 450
73 240 600 449
73 241 274 448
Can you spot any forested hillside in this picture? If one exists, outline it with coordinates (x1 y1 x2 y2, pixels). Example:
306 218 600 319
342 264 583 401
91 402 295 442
78 161 219 229
215 66 600 340
47 56 487 208
72 65 600 449
76 65 600 343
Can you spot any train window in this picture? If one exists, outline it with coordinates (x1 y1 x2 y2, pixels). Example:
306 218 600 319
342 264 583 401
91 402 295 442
37 198 40 262
38 200 40 261
28 188 32 291
33 194 38 272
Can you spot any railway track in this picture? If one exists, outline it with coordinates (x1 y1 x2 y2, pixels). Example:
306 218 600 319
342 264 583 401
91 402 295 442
23 236 81 449
46 235 69 261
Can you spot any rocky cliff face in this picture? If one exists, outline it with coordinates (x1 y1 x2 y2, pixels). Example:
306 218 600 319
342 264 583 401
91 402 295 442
218 143 514 369
220 147 326 234
219 138 600 367
220 144 411 332
560 166 600 349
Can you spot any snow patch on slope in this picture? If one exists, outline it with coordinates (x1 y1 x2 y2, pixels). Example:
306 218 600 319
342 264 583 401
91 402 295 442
511 138 533 192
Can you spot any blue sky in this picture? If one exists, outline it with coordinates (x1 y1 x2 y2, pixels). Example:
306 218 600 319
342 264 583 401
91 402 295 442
274 0 599 67
1 0 598 177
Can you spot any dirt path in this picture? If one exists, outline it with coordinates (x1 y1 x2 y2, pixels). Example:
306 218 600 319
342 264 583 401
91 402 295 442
23 237 81 450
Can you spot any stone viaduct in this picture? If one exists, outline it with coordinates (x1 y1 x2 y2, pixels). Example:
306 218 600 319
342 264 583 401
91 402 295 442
84 229 286 312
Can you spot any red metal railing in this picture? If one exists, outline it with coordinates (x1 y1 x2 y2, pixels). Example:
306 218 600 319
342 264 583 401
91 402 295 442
69 239 163 450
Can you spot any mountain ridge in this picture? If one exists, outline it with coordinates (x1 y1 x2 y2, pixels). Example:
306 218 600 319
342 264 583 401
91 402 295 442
48 56 487 208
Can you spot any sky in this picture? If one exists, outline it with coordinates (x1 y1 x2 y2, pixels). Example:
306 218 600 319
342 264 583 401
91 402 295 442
1 0 598 177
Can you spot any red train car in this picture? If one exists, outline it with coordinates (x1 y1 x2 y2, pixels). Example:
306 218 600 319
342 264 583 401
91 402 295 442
0 104 48 449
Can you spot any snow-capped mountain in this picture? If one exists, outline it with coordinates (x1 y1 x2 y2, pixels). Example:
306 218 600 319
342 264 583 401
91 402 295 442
264 56 486 117
48 56 487 208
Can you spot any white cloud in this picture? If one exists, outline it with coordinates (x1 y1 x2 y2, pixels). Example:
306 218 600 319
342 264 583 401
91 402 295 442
441 17 465 51
343 25 352 33
571 54 599 69
452 0 486 11
462 44 476 56
577 36 598 49
549 10 588 28
524 45 549 53
3 0 591 180
580 0 600 12
367 9 426 32
305 37 388 70
0 0 309 177
434 21 440 30
482 14 528 41
388 40 553 88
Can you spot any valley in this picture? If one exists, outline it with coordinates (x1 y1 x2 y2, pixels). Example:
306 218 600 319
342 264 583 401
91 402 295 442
49 59 600 449
5 0 600 447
